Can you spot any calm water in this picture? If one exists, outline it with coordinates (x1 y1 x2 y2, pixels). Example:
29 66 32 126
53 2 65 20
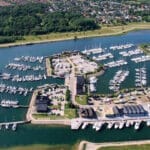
0 30 150 147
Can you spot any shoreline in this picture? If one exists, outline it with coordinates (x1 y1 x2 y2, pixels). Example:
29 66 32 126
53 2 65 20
0 23 150 48
79 140 150 150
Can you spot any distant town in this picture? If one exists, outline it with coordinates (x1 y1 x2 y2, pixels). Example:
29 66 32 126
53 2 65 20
0 0 149 25
47 0 150 25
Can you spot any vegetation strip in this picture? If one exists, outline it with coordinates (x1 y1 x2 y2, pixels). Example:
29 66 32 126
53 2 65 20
0 23 150 48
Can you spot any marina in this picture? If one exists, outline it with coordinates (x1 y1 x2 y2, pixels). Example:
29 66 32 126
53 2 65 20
70 118 150 131
131 55 150 63
82 47 103 55
0 30 149 147
92 53 113 61
109 70 129 92
104 59 127 68
14 56 44 63
135 67 147 87
110 43 134 51
0 83 33 96
5 63 45 71
119 48 143 57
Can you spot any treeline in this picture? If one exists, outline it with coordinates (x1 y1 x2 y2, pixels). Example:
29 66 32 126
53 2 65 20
0 36 23 44
0 3 99 37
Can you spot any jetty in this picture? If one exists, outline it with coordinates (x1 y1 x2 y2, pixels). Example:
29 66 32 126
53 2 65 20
0 104 29 108
0 120 31 131
45 57 52 77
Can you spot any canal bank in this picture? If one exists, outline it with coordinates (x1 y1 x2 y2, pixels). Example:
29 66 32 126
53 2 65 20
0 23 149 48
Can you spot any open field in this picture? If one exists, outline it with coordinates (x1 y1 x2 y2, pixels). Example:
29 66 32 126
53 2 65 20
0 23 150 48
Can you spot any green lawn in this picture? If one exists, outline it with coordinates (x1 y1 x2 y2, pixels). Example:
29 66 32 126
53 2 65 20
32 114 65 120
98 144 150 150
75 95 88 105
64 108 78 119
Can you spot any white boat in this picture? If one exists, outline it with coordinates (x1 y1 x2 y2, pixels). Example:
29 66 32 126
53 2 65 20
107 122 114 129
119 122 124 129
1 100 19 108
146 120 150 127
134 122 141 130
114 122 119 129
95 122 103 131
12 123 17 131
81 122 88 129
92 122 97 129
126 121 130 127
5 123 9 130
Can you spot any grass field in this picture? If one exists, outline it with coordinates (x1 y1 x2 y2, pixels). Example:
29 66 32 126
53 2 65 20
75 95 88 105
0 22 149 48
22 23 150 42
64 108 78 119
32 113 65 120
98 144 150 150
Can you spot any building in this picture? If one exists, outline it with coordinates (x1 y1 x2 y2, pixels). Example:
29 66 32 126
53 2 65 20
76 75 85 94
105 104 147 118
36 104 49 113
35 93 50 113
122 105 147 117
79 108 97 118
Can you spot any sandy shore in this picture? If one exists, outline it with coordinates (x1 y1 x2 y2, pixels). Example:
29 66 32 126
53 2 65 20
79 140 150 150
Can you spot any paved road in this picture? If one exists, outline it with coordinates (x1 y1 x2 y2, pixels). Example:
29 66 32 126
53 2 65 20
66 57 90 108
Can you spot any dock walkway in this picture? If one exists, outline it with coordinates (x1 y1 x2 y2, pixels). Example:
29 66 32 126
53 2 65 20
0 120 30 126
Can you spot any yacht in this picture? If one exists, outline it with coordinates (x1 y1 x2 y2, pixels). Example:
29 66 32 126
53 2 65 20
126 121 130 127
107 122 114 129
134 122 141 130
146 120 150 127
5 123 9 130
119 121 124 129
92 122 97 129
114 122 119 129
12 123 17 131
1 100 19 108
95 122 103 131
81 122 88 129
